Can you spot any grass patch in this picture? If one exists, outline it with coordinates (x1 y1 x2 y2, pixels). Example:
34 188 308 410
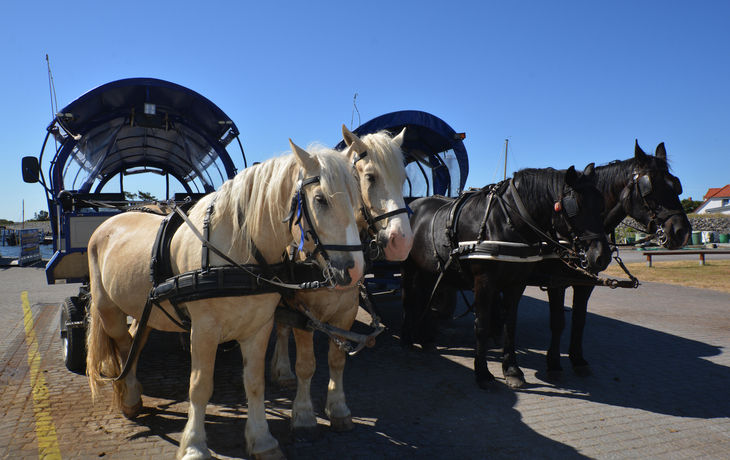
603 260 730 293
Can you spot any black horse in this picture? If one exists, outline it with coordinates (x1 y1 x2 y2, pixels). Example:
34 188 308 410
533 141 692 381
401 165 612 391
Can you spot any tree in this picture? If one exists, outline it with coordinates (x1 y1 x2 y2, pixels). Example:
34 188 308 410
124 191 138 200
681 199 702 214
32 210 50 221
137 191 157 201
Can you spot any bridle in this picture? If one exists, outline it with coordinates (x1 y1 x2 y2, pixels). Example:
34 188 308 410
283 172 363 286
549 179 606 268
624 168 685 246
351 149 411 261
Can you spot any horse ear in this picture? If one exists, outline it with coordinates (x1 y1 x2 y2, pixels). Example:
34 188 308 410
655 142 667 160
634 140 647 163
564 165 578 185
392 127 406 148
583 163 596 180
341 124 367 162
289 139 319 173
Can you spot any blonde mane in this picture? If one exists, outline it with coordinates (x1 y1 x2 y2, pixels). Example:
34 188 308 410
190 145 360 259
360 130 407 188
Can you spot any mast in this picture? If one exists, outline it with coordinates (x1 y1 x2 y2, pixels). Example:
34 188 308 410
503 139 508 180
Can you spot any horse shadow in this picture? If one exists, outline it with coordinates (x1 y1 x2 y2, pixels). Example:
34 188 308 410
129 281 730 459
510 288 730 420
132 311 589 458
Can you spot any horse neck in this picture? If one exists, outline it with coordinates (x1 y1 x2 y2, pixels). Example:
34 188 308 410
595 160 634 232
515 172 559 228
203 163 296 265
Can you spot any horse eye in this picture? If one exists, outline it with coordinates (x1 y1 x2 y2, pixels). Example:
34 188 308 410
315 194 327 205
365 173 376 183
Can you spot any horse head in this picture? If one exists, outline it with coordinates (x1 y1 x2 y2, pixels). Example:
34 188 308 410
289 140 365 288
554 164 612 273
341 125 414 261
621 141 692 249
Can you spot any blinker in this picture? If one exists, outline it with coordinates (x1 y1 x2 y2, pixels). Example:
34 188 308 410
562 195 579 217
638 174 652 197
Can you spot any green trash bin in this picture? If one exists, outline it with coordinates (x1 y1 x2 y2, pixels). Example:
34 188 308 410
691 232 702 245
720 234 730 244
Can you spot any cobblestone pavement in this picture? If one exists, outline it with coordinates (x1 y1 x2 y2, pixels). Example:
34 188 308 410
1 264 729 459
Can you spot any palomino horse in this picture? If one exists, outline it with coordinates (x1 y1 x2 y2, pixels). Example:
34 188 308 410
86 140 364 460
270 125 412 438
401 165 612 391
539 141 691 381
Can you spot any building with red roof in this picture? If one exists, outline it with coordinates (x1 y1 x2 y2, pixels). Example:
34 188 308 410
694 184 730 215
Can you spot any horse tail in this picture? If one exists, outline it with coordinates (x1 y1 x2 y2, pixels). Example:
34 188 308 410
86 301 123 410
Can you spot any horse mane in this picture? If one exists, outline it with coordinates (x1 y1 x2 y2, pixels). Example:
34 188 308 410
595 152 670 198
513 167 565 213
190 144 360 258
359 130 407 187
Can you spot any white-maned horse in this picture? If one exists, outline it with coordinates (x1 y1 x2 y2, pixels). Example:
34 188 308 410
86 140 365 460
270 125 413 437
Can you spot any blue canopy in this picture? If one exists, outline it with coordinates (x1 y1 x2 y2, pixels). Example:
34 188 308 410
335 110 468 197
45 78 242 195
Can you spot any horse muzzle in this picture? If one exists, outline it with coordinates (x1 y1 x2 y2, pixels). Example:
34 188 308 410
326 252 364 289
582 238 612 274
375 225 414 262
661 215 692 249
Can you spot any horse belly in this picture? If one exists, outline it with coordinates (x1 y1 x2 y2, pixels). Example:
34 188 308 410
185 294 282 343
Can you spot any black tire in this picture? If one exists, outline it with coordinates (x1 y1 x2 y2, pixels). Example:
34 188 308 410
60 296 87 373
430 287 458 319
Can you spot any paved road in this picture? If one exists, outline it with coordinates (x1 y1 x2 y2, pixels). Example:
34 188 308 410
1 262 729 459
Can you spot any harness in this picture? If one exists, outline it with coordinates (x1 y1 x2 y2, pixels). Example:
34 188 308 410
423 175 614 319
113 172 375 381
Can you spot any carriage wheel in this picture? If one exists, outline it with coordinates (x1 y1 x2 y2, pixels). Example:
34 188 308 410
430 287 458 319
60 296 87 373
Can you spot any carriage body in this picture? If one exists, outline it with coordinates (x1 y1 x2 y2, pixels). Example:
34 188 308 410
23 78 245 285
22 78 245 370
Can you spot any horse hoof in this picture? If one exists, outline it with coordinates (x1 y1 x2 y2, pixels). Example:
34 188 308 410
329 414 354 432
477 379 500 392
547 370 566 383
573 365 594 378
277 378 297 391
292 425 321 442
506 375 526 388
254 447 286 460
122 400 143 419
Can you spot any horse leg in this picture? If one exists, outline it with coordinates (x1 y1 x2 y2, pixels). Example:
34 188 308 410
270 323 297 390
401 263 438 352
120 319 152 418
177 323 220 460
569 285 595 377
500 287 527 388
399 257 417 350
546 287 567 382
290 327 319 440
240 319 285 460
86 292 145 419
472 273 498 391
324 305 358 432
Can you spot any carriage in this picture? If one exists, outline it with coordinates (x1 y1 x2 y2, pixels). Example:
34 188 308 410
22 77 247 370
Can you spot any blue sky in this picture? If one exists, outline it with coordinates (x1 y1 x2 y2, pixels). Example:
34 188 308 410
2 1 728 221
